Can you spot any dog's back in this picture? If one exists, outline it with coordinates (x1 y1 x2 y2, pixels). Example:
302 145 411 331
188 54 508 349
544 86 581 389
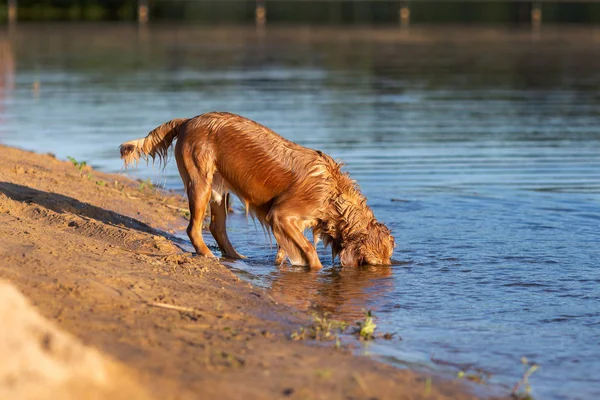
178 112 334 214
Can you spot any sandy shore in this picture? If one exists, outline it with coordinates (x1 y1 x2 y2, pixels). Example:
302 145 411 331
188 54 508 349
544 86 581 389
0 144 503 400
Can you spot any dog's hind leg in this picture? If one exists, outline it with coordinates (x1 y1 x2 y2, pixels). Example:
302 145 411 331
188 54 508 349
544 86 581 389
210 197 245 259
176 145 215 258
186 181 215 258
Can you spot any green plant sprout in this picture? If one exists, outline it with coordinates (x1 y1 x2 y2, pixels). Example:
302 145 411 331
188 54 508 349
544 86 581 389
355 310 377 340
511 357 539 400
66 156 87 175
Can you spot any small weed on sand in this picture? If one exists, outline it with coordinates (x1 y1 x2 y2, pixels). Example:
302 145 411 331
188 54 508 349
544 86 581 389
291 312 347 341
354 310 377 340
511 357 539 400
67 156 87 175
178 208 190 219
292 310 396 345
314 369 333 380
138 178 155 191
424 376 432 396
457 369 491 384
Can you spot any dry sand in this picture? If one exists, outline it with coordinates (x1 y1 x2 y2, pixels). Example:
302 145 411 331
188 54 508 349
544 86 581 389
0 144 505 400
0 279 150 400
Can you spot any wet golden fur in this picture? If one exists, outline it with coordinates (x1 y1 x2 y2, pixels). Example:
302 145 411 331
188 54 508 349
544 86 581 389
120 112 394 268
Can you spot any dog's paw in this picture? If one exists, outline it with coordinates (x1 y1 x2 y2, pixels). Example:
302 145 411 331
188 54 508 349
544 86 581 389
222 253 246 260
192 251 217 259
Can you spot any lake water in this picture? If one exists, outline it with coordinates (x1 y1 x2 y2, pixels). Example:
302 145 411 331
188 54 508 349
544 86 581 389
1 24 599 400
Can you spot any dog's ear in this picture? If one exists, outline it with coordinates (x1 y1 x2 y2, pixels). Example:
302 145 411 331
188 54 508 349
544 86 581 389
339 222 395 267
370 222 395 265
339 240 364 267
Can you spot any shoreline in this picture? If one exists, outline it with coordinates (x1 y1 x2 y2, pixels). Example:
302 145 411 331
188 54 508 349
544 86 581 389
0 144 505 399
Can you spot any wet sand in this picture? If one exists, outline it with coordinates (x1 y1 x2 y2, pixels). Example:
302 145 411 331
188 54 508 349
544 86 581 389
0 144 503 400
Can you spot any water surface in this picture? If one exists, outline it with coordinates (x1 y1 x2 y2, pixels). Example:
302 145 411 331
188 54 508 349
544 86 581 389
1 24 599 400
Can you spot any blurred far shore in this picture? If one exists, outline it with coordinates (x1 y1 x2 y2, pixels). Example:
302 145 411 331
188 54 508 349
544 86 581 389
2 0 600 26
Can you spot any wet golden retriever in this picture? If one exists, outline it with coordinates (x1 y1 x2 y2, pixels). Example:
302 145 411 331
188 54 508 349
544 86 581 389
120 112 394 268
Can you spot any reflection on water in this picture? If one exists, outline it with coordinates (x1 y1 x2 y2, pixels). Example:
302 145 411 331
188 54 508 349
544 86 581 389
270 265 394 321
1 24 600 400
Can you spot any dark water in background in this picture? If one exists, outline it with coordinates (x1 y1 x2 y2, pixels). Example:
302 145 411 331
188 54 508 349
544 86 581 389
1 24 599 399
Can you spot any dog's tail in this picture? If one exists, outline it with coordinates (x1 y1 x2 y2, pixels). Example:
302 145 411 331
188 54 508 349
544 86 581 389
119 118 188 168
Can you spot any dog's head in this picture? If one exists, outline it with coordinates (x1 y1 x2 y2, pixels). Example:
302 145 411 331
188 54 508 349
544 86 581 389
339 221 395 267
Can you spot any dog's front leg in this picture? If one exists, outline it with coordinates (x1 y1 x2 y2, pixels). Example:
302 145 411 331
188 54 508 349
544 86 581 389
275 245 286 265
270 213 322 269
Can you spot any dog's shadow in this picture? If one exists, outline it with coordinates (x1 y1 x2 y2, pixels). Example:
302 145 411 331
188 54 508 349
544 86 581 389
0 181 157 235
